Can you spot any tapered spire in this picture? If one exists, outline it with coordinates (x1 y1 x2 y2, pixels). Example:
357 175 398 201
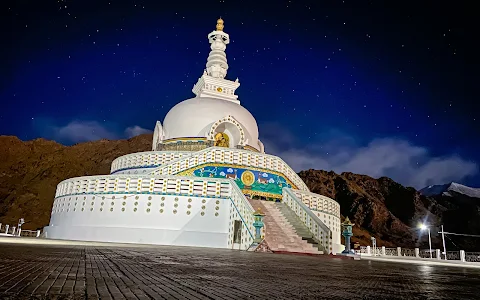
206 18 230 79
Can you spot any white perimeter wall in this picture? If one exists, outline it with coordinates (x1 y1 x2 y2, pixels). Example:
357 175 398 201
45 193 254 250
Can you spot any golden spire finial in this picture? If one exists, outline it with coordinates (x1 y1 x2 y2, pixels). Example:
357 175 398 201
216 17 224 31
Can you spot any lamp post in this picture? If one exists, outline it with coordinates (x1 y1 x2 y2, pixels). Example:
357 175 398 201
252 208 265 243
419 223 432 259
440 225 447 260
341 217 355 254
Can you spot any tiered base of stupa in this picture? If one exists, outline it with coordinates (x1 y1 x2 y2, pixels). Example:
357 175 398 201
44 147 343 254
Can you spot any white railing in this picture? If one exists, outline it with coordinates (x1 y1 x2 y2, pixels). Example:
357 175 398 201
110 151 191 174
401 248 416 257
419 249 437 259
446 251 460 260
283 189 340 219
54 174 234 199
228 179 256 249
465 252 480 263
282 188 332 253
148 147 309 192
384 248 397 256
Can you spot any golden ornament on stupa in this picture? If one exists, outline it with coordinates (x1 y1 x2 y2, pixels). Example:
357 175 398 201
216 18 224 31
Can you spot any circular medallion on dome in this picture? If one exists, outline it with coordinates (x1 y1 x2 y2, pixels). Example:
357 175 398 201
241 171 255 186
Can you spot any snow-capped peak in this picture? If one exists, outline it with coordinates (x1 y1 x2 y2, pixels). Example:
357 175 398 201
419 182 480 199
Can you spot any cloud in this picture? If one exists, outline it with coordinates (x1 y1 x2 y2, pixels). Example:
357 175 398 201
260 123 478 189
125 126 153 138
50 120 151 144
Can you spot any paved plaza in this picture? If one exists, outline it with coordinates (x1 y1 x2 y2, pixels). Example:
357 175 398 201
0 239 480 299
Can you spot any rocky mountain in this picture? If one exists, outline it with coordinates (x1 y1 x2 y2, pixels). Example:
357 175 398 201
0 135 478 251
0 134 152 230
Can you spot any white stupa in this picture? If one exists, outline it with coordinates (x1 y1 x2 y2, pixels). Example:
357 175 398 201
43 19 343 254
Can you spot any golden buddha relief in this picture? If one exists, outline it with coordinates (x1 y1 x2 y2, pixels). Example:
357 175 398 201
214 132 229 147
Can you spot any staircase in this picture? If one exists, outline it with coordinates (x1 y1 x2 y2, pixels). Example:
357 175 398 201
276 202 326 253
248 199 322 255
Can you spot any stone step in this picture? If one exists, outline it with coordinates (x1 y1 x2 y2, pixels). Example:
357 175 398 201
274 202 326 253
247 199 321 255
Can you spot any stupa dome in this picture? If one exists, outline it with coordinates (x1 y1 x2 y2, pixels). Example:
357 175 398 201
162 96 260 150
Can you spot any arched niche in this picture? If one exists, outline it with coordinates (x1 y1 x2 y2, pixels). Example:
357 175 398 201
207 115 246 148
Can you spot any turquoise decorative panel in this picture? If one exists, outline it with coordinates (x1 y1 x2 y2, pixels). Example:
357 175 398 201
193 165 292 197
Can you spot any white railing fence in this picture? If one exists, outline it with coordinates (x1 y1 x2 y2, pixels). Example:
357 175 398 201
282 188 332 253
0 223 41 238
465 252 480 263
354 242 479 264
446 251 460 260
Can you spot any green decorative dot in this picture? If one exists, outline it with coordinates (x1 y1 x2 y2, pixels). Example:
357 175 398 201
122 202 126 206
173 209 177 214
147 202 151 206
134 208 137 212
160 209 164 213
110 208 114 212
134 202 138 206
146 208 151 213
122 208 125 212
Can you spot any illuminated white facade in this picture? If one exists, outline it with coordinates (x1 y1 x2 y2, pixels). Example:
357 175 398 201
44 19 343 254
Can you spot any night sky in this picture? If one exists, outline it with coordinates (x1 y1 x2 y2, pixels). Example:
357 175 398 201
2 1 478 189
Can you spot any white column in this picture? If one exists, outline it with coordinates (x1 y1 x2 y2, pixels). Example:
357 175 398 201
415 248 420 258
381 246 386 256
366 246 371 255
460 250 466 262
11 227 16 235
36 230 41 238
5 225 9 234
397 247 401 256
436 249 441 260
18 228 22 237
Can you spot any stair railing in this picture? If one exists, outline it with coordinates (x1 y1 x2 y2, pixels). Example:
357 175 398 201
282 188 332 253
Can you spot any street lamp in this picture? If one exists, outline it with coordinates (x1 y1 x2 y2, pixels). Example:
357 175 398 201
419 223 432 259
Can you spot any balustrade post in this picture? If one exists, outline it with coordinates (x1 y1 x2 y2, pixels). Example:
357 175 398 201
17 228 22 237
366 246 371 255
436 249 441 260
460 250 465 262
5 225 9 234
36 230 41 238
415 248 420 258
11 227 16 236
397 247 401 257
381 246 386 256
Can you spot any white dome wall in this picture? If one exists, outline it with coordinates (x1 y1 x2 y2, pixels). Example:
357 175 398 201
162 97 259 149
